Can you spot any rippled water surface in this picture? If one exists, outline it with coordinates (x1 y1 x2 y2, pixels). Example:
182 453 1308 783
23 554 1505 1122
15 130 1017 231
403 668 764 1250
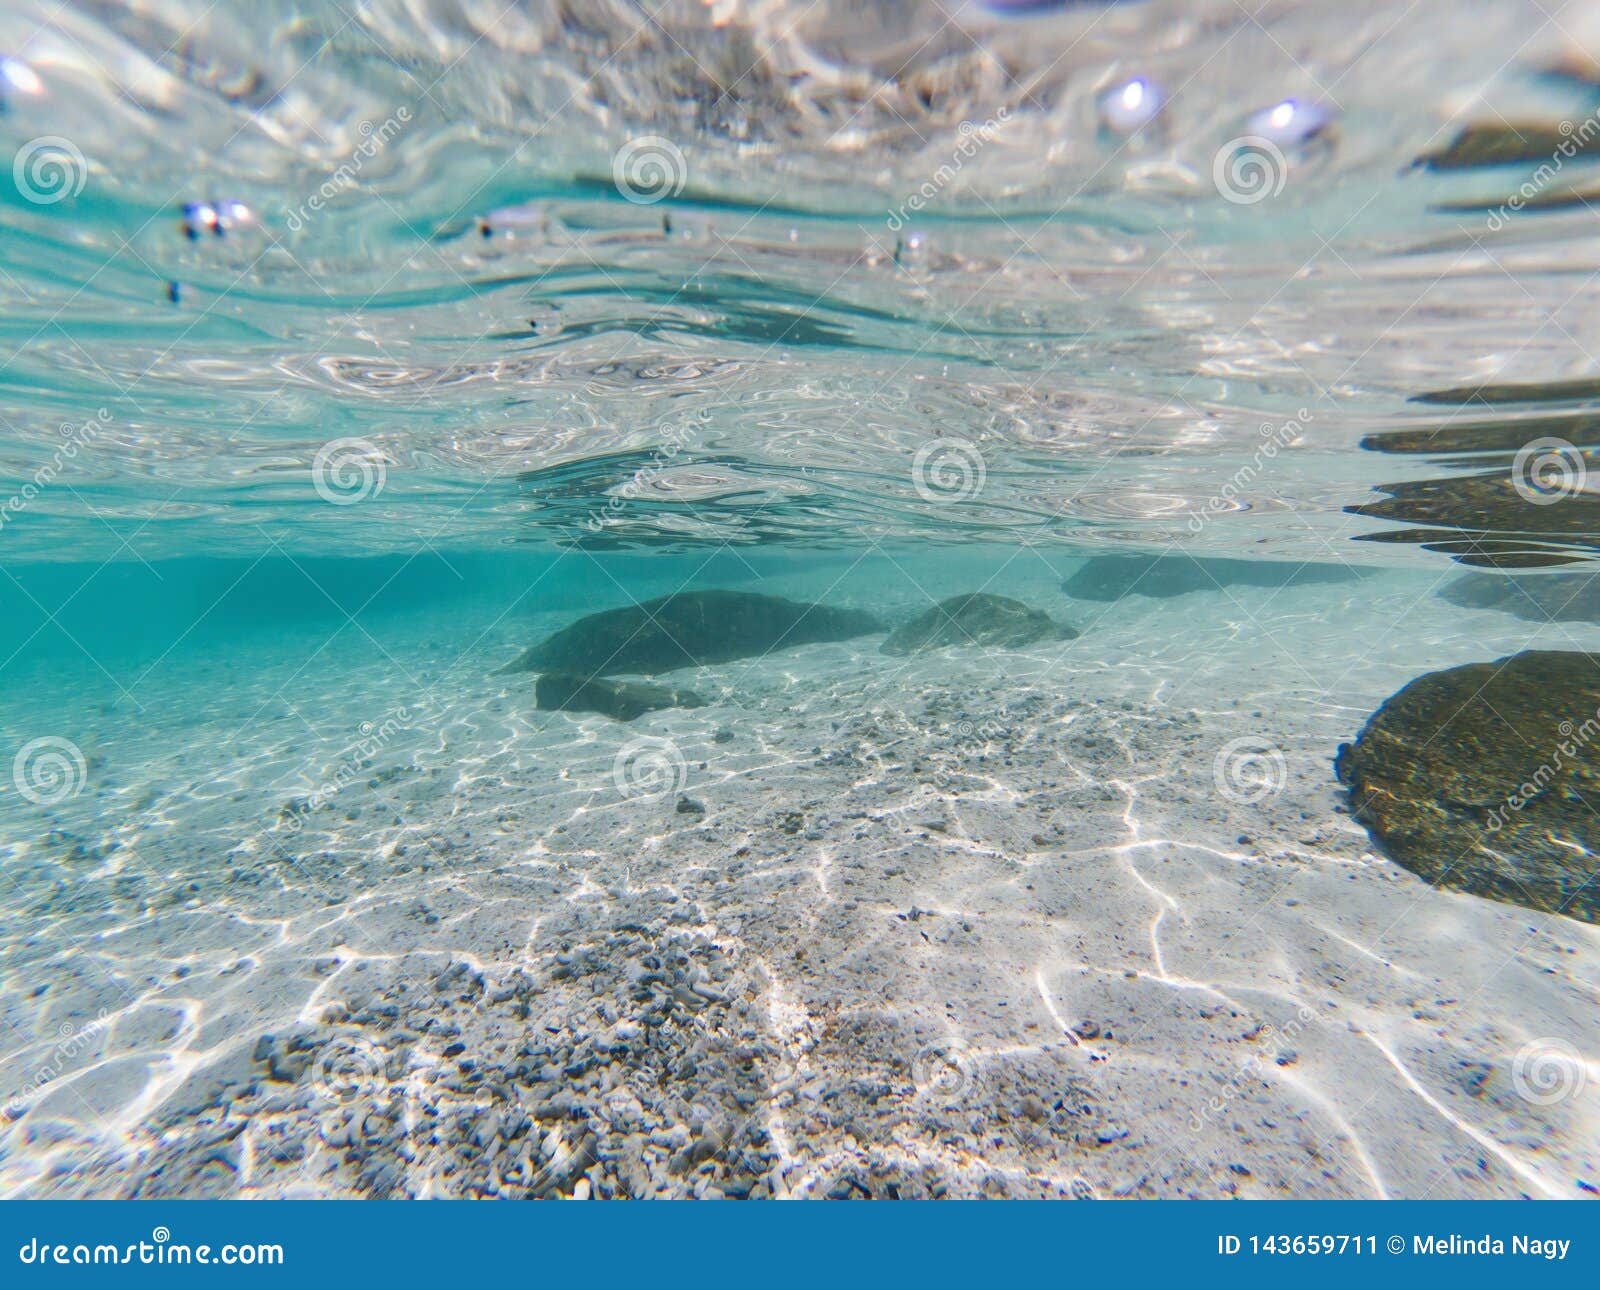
2 0 1599 1201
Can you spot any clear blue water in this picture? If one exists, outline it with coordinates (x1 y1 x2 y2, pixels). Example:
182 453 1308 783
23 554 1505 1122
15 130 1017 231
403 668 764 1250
1 0 1598 1200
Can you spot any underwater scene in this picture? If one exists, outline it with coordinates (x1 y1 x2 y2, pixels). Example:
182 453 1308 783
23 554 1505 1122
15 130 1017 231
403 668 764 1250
0 0 1598 1202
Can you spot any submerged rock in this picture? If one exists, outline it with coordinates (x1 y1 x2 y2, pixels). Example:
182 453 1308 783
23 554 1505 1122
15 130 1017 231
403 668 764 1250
1353 402 1600 568
1061 554 1360 601
1360 411 1600 457
1411 377 1600 407
1439 570 1600 623
498 590 883 678
880 594 1076 656
1434 181 1600 217
534 672 705 722
1335 651 1600 925
1414 120 1600 170
1347 470 1600 569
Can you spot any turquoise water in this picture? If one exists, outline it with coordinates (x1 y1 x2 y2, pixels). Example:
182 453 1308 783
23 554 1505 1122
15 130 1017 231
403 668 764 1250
1 0 1599 1199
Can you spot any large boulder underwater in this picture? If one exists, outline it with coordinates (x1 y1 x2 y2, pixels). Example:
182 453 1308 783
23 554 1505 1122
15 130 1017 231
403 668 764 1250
1062 553 1361 601
1336 650 1600 925
1439 570 1600 624
881 594 1077 656
498 589 884 679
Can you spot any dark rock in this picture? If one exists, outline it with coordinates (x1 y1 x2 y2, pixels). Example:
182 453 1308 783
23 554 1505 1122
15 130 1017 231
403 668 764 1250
1414 120 1600 170
880 594 1076 656
1347 470 1600 569
1337 651 1600 924
1411 377 1600 407
1435 182 1600 216
534 672 704 722
1439 571 1600 623
1061 554 1360 601
1360 412 1600 457
675 795 705 816
499 590 882 678
1353 406 1600 568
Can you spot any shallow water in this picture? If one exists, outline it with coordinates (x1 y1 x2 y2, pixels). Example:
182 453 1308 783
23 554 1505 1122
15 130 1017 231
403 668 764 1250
1 0 1598 1199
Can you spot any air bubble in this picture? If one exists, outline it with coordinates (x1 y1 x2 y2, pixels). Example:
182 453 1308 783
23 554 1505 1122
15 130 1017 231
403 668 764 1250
1098 77 1167 134
0 57 42 98
1244 98 1337 147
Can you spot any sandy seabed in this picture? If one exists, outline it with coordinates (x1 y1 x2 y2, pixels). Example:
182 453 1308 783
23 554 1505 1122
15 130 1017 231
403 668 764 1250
1 557 1597 1200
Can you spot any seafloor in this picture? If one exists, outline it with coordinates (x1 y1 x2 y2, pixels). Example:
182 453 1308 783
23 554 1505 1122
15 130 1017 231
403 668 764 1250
0 551 1595 1199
